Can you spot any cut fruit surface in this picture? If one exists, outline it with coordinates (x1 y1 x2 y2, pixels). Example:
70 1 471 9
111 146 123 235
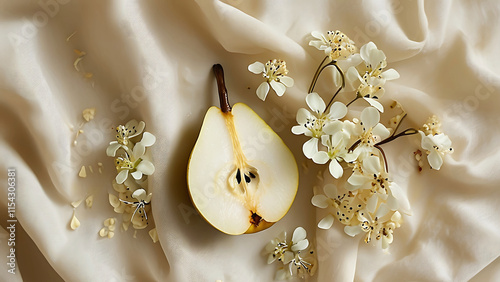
187 64 298 235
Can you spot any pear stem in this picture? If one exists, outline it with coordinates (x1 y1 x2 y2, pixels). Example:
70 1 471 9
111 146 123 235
213 64 231 113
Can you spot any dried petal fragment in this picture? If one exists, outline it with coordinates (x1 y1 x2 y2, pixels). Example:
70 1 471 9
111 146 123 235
70 211 80 230
78 166 87 178
109 194 120 208
82 108 96 122
149 228 158 243
85 195 93 208
71 199 83 208
99 227 108 237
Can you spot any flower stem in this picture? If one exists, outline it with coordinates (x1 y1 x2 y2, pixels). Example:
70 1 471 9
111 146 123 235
308 56 329 93
375 144 389 173
347 139 361 153
325 63 345 110
377 128 418 146
346 96 359 107
213 64 231 113
390 113 407 138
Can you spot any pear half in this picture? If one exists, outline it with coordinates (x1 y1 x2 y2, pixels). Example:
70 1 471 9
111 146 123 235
187 64 298 235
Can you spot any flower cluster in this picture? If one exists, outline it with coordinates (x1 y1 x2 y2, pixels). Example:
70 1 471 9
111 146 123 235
106 120 156 231
265 227 316 280
290 30 454 249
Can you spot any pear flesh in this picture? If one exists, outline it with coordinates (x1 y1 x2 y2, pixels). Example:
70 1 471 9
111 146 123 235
187 64 298 235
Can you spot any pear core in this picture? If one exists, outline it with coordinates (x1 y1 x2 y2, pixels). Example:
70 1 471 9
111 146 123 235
187 64 298 235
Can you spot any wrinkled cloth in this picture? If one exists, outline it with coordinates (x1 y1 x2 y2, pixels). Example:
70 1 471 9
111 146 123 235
1 0 500 281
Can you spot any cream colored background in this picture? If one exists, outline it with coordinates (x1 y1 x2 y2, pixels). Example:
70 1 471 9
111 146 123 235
1 0 500 281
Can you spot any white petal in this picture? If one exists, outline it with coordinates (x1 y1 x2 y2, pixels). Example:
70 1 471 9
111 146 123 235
106 142 121 157
329 159 343 179
310 31 324 40
367 194 378 213
346 66 361 85
360 42 377 63
331 131 347 148
136 160 155 175
279 76 294 87
323 184 338 199
360 107 380 129
306 92 326 114
248 61 265 74
270 80 286 96
344 225 362 237
312 151 329 164
364 97 384 113
256 82 270 101
388 183 411 214
347 172 366 187
133 143 146 160
323 120 344 135
267 254 277 264
302 138 319 159
363 155 381 175
292 239 309 252
291 125 308 135
382 68 400 80
296 108 312 124
131 170 143 180
391 211 402 223
375 203 390 219
115 170 128 184
328 101 348 120
292 227 307 243
132 188 147 200
309 40 324 50
369 49 386 69
372 123 391 140
428 150 443 170
311 195 329 208
318 214 335 229
126 120 145 138
420 132 434 151
140 132 156 147
433 134 452 149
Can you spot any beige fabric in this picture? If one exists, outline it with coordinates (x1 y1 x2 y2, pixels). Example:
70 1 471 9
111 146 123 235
1 0 500 281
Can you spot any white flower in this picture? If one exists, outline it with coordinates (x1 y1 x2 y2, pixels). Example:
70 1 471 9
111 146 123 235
345 107 390 162
120 188 152 222
360 42 400 80
309 30 356 61
346 208 403 249
311 184 338 229
292 93 347 158
346 42 400 112
116 120 145 145
106 120 147 157
346 156 410 214
114 133 156 184
312 129 350 178
248 59 294 101
266 227 315 280
419 131 453 170
265 231 288 264
287 251 317 279
420 115 442 135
